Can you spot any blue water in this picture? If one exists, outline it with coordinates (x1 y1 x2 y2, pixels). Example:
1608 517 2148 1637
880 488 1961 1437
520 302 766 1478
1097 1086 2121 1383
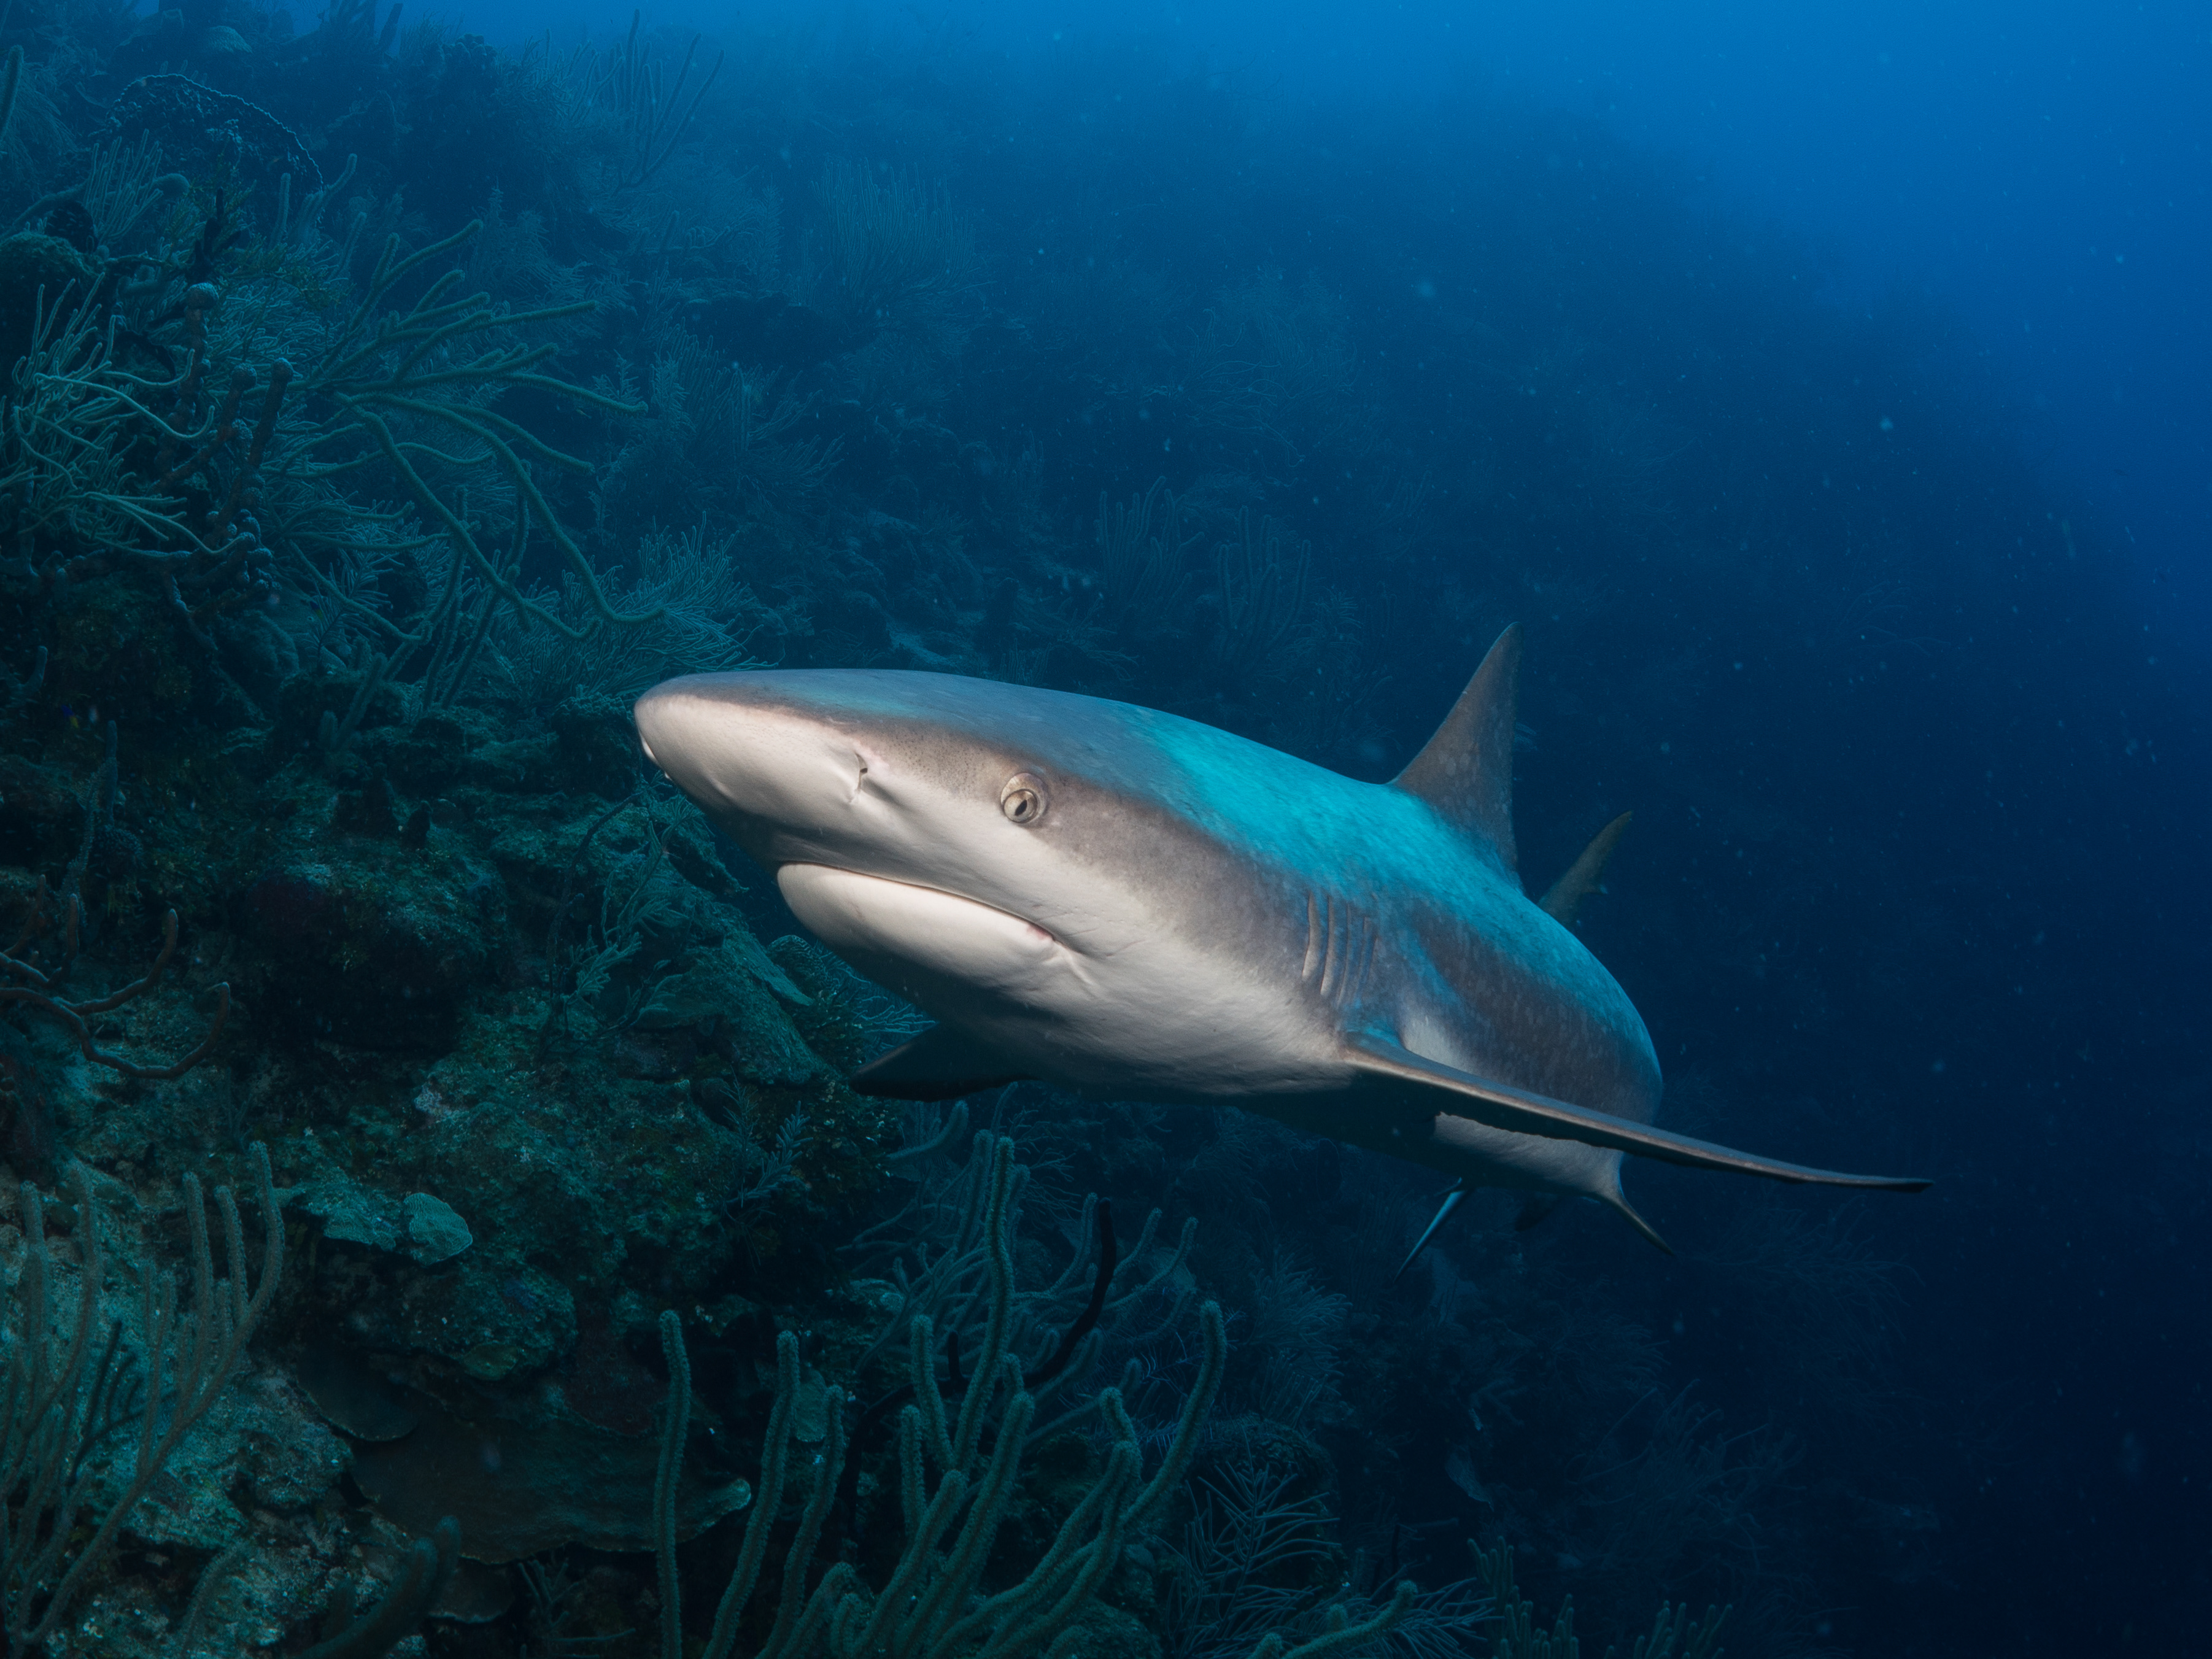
460 1 2212 621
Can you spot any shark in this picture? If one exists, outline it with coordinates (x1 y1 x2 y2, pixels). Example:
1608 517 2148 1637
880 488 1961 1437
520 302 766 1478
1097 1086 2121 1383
633 626 1927 1261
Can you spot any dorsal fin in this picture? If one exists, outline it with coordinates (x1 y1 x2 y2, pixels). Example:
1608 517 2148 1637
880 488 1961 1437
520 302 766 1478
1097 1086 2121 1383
1392 624 1522 868
1541 812 1633 927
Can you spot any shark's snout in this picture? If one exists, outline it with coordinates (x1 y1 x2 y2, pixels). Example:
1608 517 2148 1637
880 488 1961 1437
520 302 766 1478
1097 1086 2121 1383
630 681 692 782
635 678 863 848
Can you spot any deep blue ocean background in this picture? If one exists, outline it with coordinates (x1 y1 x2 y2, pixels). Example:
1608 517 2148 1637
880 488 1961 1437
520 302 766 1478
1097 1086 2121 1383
0 1 2200 1651
458 0 2210 1649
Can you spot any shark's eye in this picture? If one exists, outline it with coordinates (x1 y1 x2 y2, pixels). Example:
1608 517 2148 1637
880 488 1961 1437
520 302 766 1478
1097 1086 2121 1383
1000 772 1050 825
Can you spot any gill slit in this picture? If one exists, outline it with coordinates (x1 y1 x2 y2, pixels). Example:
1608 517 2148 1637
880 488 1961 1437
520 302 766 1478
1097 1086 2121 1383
1304 891 1375 1010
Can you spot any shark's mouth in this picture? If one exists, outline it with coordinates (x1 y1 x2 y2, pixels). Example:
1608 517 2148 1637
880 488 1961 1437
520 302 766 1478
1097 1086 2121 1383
776 864 1061 997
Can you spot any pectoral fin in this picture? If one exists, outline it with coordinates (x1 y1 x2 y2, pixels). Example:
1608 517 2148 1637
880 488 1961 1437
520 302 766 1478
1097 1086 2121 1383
1342 1032 1930 1192
849 1026 1034 1101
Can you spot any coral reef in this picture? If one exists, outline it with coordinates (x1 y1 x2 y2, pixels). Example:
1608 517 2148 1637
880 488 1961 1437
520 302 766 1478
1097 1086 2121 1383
1 1146 282 1649
651 1137 1248 1659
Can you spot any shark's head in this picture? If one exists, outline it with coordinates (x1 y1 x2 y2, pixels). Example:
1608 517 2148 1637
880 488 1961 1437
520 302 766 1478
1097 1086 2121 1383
633 669 1267 1075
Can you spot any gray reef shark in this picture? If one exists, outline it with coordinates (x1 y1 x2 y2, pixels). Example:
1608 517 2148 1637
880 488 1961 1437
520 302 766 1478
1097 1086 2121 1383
634 627 1926 1261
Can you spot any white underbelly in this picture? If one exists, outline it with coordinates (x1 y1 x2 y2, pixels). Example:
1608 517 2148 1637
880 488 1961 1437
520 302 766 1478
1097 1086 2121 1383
776 863 1328 1097
779 862 1061 1000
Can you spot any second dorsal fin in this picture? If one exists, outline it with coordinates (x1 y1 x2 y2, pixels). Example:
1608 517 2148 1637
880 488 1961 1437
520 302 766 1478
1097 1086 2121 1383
1541 812 1633 927
1391 624 1522 868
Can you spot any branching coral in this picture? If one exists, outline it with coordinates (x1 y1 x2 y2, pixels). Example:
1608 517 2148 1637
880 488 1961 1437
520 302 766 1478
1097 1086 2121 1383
1239 1250 1352 1426
816 160 981 335
537 786 690 1048
8 130 182 250
1472 1541 1728 1659
1568 1386 1798 1608
0 882 228 1080
1092 478 1202 643
1 296 279 609
1161 1457 1337 1658
296 1516 462 1659
1701 1199 1912 1425
280 218 658 648
530 12 724 196
845 1124 1198 1396
1186 269 1375 470
487 520 784 708
656 1135 1239 1659
1 1145 284 1651
1212 509 1312 686
598 334 841 538
1 147 654 725
1162 1441 1474 1659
